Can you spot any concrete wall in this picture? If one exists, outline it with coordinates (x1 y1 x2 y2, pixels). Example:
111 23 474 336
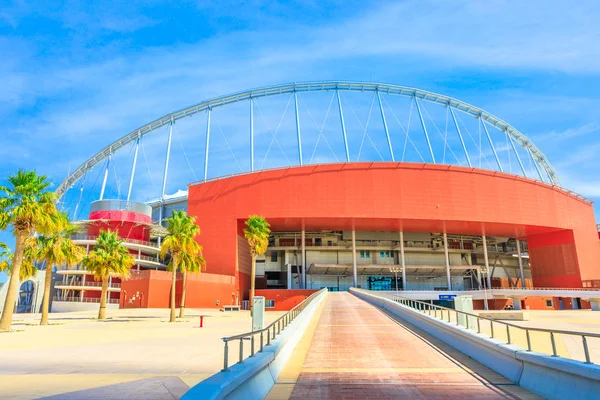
182 290 327 400
351 289 600 400
52 300 119 313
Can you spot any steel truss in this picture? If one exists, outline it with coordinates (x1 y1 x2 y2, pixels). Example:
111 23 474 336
55 81 560 198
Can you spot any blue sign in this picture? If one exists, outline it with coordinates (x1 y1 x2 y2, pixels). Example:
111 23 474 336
438 294 456 301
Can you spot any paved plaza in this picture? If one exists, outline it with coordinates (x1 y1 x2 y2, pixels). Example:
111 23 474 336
0 308 284 399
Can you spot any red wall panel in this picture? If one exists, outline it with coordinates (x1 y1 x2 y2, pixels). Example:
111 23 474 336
255 289 318 311
187 162 600 295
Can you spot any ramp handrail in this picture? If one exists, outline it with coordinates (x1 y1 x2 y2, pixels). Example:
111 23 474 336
221 288 326 371
355 289 600 364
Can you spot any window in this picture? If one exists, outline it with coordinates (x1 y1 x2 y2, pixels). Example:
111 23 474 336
360 250 365 258
266 300 275 308
385 251 390 258
380 251 385 258
366 250 371 258
271 252 277 262
545 300 554 307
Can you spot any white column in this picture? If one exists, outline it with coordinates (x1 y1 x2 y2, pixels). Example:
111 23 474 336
400 231 406 290
352 229 358 287
443 232 452 290
287 263 292 289
516 239 525 289
301 229 306 289
482 235 492 289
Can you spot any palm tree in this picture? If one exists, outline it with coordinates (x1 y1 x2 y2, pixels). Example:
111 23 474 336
0 238 39 281
170 249 205 319
35 213 85 325
243 216 271 311
160 210 202 322
0 170 59 332
83 230 134 320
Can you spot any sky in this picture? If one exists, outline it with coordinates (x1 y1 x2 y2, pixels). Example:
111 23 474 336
1 1 600 281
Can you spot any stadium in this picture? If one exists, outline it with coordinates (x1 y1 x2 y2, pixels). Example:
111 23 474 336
4 81 599 314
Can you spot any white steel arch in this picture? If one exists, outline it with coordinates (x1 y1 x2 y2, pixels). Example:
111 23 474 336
55 81 559 198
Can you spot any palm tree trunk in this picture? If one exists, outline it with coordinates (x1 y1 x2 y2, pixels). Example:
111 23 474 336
170 261 177 322
0 232 27 332
39 262 54 325
179 270 187 319
98 275 109 320
250 255 256 313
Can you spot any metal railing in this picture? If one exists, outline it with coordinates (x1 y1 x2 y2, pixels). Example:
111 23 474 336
357 289 600 364
221 288 326 371
90 199 152 216
53 296 120 304
72 234 159 249
56 281 121 288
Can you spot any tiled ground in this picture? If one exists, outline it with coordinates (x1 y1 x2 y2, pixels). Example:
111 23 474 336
286 293 539 400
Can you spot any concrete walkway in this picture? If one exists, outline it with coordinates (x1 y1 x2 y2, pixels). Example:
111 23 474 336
268 292 539 400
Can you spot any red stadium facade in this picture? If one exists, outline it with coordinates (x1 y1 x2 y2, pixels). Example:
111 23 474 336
187 162 600 303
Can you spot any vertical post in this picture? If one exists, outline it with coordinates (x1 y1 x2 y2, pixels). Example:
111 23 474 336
294 92 303 166
414 97 436 163
352 229 358 287
449 107 471 167
377 91 394 161
301 229 306 289
400 231 406 290
516 239 525 289
161 120 174 199
337 90 350 162
507 131 527 177
99 153 111 200
287 263 292 289
250 98 254 172
127 135 141 201
73 169 88 220
481 119 503 172
482 235 492 289
204 108 212 181
443 232 452 290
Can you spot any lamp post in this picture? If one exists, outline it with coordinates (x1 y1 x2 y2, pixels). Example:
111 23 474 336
390 267 402 294
480 267 489 311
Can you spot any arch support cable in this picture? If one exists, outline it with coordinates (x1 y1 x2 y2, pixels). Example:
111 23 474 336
127 133 141 201
337 90 350 162
481 118 503 172
99 153 111 200
250 98 254 172
377 91 394 161
507 130 527 177
449 106 471 167
294 91 303 166
414 97 436 163
204 109 211 181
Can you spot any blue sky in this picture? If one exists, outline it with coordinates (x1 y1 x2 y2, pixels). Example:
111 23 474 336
1 1 600 281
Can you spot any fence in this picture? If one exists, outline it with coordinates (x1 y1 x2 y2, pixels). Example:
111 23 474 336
356 289 600 364
221 288 326 371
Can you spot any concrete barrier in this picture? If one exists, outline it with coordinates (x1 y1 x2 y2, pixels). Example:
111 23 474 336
182 290 327 400
351 288 600 400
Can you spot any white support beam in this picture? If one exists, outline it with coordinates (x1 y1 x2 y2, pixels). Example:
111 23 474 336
294 92 303 166
400 231 406 290
337 90 350 162
352 229 358 287
204 109 211 181
301 229 306 289
528 148 545 181
481 118 503 172
377 91 394 161
414 97 436 163
450 107 471 167
99 153 111 200
443 232 452 289
516 239 526 289
250 98 254 172
482 235 492 289
507 131 527 177
127 135 140 201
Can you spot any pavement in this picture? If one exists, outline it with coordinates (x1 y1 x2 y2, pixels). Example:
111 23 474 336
267 292 539 400
0 307 284 399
